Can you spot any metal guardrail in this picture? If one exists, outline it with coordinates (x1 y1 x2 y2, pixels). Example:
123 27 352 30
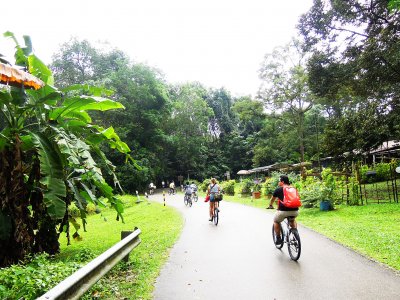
37 228 141 300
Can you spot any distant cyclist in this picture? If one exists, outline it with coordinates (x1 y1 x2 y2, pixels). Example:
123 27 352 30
190 182 198 196
169 181 175 195
149 182 155 194
207 178 220 221
184 182 193 197
267 175 299 244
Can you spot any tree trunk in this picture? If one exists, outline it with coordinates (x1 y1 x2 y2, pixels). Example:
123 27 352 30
0 137 34 267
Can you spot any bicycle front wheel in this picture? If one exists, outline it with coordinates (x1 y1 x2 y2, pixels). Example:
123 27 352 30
184 196 189 206
287 228 301 261
272 223 284 249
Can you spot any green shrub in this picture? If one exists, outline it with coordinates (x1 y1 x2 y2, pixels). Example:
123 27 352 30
359 162 394 183
238 178 253 195
221 180 235 195
0 254 81 300
200 178 211 192
68 202 80 218
86 203 97 215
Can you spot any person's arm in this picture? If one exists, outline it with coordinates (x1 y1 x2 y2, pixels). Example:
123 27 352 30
267 195 276 209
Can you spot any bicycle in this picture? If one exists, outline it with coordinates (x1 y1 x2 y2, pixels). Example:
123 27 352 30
272 217 301 261
192 192 198 202
184 193 192 207
211 200 220 225
149 188 154 195
168 188 175 195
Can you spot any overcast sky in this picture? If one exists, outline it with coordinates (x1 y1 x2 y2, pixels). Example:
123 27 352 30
1 0 313 96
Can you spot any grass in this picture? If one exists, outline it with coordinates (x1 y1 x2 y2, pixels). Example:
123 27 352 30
57 195 184 299
298 203 400 271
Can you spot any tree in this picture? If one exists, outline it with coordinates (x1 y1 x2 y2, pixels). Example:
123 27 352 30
51 39 174 192
299 0 400 153
0 33 131 267
258 39 315 170
166 82 214 180
232 97 265 136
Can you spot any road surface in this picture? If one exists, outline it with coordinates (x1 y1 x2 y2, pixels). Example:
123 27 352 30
150 191 400 299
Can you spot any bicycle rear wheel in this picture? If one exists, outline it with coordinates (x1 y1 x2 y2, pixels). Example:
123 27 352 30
213 207 219 225
272 223 284 249
287 228 301 261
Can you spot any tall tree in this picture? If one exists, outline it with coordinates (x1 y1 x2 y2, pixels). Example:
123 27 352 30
258 39 315 170
166 82 214 180
299 0 400 153
51 39 172 192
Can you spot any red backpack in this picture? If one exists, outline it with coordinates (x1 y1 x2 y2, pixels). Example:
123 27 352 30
280 186 302 208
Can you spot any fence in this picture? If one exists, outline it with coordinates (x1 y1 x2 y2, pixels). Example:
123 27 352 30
37 228 141 300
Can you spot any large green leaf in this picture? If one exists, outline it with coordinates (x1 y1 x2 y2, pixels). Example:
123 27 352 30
28 54 54 86
31 132 66 219
79 96 125 111
49 96 123 122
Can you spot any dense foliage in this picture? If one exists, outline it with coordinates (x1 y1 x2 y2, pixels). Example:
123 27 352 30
298 0 400 157
0 33 131 266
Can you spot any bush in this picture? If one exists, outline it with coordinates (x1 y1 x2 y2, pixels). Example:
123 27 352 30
0 253 81 300
200 179 211 192
221 180 235 195
86 203 97 215
238 178 253 195
359 162 394 183
68 202 80 218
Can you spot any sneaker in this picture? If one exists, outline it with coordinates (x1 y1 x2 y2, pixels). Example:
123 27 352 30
275 236 283 245
209 217 213 221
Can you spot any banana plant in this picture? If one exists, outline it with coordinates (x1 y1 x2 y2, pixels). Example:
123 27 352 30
0 32 133 267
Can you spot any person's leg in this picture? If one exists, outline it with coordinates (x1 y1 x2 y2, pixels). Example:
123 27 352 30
274 222 281 237
273 211 285 238
289 218 297 229
209 202 214 220
288 211 299 228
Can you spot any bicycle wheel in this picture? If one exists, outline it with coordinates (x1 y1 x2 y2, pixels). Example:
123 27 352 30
189 197 192 207
287 228 301 261
184 195 189 206
213 207 219 225
272 223 284 249
193 194 198 202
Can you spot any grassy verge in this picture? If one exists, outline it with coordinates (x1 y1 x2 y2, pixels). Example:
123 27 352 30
223 193 400 271
57 195 183 299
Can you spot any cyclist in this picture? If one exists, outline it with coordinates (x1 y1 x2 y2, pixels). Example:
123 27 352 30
169 181 175 195
149 182 155 194
184 181 193 203
190 182 198 197
207 178 220 221
267 175 299 244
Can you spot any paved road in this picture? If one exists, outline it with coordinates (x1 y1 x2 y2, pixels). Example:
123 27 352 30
151 191 400 300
